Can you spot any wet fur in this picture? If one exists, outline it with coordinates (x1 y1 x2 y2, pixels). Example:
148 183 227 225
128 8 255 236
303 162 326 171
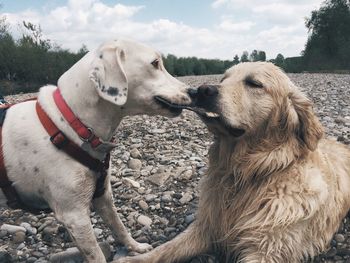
116 62 350 263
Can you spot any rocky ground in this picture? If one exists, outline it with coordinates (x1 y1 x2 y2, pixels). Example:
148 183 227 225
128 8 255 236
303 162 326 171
0 73 350 263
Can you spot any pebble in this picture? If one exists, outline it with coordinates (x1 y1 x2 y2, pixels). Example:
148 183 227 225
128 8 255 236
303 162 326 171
185 214 195 224
137 215 153 227
94 227 103 238
147 171 171 186
122 177 141 188
20 222 38 235
138 200 149 211
12 231 26 243
130 148 142 158
335 234 346 243
179 193 193 204
128 159 142 170
0 223 26 234
0 251 12 263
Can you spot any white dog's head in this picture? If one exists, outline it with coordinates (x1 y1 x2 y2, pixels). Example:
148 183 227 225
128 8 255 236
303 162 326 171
87 39 191 117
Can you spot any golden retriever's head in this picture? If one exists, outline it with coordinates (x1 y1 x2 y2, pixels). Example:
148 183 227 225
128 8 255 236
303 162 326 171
189 62 323 151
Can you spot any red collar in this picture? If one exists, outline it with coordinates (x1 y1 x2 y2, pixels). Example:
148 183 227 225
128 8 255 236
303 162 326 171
53 88 102 148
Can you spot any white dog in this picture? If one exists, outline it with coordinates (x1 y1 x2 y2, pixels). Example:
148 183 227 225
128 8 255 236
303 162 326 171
0 39 191 262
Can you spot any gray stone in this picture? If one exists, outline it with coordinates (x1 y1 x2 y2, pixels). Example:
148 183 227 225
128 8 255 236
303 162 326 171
334 233 346 243
50 241 111 262
138 200 149 211
20 222 37 235
130 148 142 159
0 251 12 263
137 215 152 227
179 193 193 204
12 231 26 243
122 177 141 188
128 159 142 170
145 194 157 202
94 227 103 238
147 171 171 186
0 223 26 234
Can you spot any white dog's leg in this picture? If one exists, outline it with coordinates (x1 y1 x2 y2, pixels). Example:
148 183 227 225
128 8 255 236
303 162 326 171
55 207 107 263
113 223 209 263
93 184 152 253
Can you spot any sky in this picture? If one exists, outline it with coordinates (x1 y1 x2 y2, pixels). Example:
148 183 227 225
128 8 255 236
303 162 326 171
0 0 325 60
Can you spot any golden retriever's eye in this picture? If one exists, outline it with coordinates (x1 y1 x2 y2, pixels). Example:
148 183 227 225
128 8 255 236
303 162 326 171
220 76 227 83
151 59 160 69
244 76 263 88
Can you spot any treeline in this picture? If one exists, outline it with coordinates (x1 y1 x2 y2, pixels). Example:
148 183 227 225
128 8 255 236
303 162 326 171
0 0 349 95
163 50 267 76
302 0 350 71
0 22 87 94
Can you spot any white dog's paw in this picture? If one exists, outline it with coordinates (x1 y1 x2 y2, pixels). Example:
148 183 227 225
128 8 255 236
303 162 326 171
126 240 153 253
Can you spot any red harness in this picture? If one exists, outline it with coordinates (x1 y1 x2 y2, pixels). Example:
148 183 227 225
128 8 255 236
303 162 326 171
0 88 112 211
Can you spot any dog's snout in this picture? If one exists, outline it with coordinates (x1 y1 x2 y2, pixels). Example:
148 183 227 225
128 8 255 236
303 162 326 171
198 85 219 98
188 88 198 99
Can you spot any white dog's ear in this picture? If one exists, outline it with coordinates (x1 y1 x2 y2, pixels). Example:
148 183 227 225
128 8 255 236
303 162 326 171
90 45 128 106
287 91 324 151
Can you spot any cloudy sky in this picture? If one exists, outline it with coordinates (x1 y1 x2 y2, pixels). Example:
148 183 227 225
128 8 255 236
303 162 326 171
0 0 324 59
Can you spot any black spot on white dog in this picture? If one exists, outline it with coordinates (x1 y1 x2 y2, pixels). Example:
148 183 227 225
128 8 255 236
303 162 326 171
99 54 103 59
75 83 79 87
60 117 64 122
94 67 99 71
123 87 127 91
33 150 38 154
34 167 39 173
107 87 119 96
23 141 28 146
101 85 105 92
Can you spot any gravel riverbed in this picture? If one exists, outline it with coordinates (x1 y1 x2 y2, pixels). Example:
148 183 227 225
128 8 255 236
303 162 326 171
0 73 349 263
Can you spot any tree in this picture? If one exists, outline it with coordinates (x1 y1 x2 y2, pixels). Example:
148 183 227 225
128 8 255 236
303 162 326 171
250 50 259 61
240 51 249 62
77 44 89 57
274 53 285 68
233 54 240 65
258 51 266 61
303 0 350 70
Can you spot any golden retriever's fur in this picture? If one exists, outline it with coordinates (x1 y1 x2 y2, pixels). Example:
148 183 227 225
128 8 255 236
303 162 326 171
116 62 350 263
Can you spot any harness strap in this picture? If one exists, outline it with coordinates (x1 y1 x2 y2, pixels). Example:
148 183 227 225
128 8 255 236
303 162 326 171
53 88 102 148
36 102 109 198
0 97 110 213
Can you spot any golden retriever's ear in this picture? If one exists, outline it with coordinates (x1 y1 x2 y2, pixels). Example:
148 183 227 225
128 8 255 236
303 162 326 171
288 92 324 151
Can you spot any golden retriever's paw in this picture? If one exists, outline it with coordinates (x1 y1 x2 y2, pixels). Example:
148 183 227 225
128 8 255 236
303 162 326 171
126 240 153 253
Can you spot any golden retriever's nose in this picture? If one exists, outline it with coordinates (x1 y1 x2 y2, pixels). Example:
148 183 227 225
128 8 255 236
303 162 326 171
198 85 219 97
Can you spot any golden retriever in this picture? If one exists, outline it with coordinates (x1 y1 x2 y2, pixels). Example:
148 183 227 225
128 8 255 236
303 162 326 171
115 62 350 263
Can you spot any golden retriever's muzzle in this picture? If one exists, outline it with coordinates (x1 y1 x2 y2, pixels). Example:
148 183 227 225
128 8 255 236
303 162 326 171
185 85 245 137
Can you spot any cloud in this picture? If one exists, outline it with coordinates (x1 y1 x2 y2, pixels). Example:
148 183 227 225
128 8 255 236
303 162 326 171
3 0 222 58
219 19 255 32
2 0 323 60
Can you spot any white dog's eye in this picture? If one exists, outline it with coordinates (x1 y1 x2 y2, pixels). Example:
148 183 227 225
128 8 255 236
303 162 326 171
151 59 160 69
